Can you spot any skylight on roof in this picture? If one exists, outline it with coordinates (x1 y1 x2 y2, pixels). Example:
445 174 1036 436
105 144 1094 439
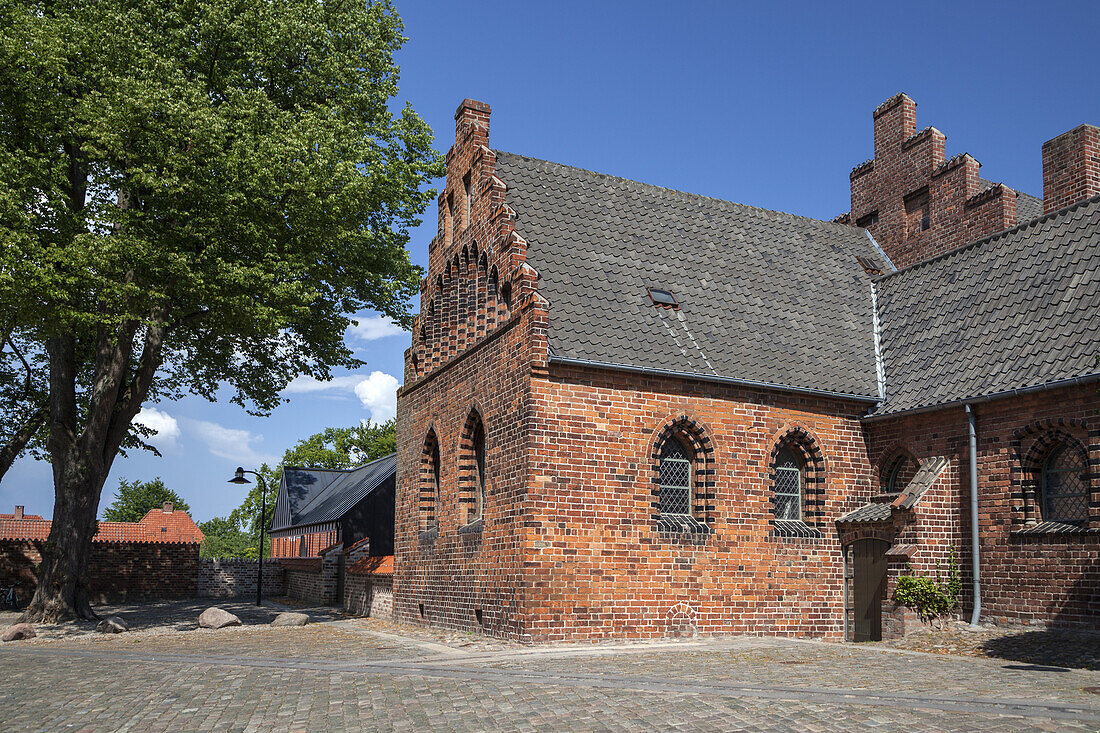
648 287 679 308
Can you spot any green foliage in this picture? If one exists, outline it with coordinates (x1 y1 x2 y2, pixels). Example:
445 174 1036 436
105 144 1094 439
209 420 396 557
0 0 441 485
198 516 262 559
101 477 190 523
895 549 963 622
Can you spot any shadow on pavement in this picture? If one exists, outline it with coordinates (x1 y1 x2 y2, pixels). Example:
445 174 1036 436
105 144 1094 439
981 630 1100 671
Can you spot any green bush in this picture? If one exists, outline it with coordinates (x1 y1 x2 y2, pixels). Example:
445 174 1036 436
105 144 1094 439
895 549 962 622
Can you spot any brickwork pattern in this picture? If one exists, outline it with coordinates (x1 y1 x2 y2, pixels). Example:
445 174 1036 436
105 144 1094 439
343 572 394 619
864 382 1100 629
1042 124 1100 213
270 529 338 559
197 559 286 599
850 94 1018 269
0 539 200 604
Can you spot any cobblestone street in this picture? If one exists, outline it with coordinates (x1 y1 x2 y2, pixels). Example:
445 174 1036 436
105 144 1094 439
2 606 1099 731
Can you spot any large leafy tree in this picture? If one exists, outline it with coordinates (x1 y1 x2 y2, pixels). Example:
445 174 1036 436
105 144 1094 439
0 330 48 481
101 476 190 523
0 0 441 621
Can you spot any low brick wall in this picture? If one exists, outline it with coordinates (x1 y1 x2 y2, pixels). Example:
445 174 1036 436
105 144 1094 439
198 559 286 599
344 572 394 619
1 538 200 604
281 557 332 604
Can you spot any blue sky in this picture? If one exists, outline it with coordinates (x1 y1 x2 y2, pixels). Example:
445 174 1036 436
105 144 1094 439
5 0 1098 522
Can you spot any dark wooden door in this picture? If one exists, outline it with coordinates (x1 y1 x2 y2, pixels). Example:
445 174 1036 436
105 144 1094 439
848 539 888 642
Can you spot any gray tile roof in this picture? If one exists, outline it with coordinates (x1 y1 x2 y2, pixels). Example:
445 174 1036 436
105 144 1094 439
496 152 891 399
836 502 893 524
872 194 1100 416
978 178 1044 224
894 456 948 509
271 454 396 532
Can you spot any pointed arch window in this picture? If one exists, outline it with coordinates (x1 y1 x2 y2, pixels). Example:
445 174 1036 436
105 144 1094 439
420 430 440 532
658 437 693 516
773 447 803 520
460 410 488 526
1040 443 1089 525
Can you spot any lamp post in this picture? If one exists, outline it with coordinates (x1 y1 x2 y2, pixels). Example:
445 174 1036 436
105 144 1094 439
228 467 268 606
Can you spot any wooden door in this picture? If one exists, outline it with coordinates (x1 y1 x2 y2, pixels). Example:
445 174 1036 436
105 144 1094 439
847 539 888 642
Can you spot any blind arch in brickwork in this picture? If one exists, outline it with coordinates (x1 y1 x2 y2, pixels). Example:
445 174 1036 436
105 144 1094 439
458 408 488 527
420 428 441 533
1010 418 1096 528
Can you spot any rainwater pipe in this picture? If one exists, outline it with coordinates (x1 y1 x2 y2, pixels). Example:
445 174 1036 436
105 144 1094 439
965 404 982 626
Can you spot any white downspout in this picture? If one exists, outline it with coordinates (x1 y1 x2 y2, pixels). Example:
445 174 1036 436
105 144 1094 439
965 404 982 626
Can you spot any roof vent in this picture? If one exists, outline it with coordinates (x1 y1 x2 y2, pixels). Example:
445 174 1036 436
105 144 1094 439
648 287 679 308
855 256 882 275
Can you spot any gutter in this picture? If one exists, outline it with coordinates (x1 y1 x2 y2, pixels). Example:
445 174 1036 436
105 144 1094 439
965 404 982 626
547 355 881 403
862 372 1100 422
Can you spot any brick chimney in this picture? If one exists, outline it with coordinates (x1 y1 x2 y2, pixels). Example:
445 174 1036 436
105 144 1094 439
1042 124 1100 213
162 501 173 513
454 98 491 144
14 505 23 520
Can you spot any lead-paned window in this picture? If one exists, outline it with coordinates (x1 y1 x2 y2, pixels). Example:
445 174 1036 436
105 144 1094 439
774 447 802 520
1041 444 1089 524
659 438 692 516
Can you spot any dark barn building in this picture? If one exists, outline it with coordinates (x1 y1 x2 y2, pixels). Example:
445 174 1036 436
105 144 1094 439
269 454 396 559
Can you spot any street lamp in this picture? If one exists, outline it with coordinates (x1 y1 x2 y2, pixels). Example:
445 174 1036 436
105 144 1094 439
228 467 268 606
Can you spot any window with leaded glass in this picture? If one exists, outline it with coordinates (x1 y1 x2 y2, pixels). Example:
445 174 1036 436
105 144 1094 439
659 438 692 516
774 447 802 520
1041 444 1089 524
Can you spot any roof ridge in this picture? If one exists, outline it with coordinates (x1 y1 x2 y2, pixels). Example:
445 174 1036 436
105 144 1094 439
877 191 1100 280
495 151 868 236
282 452 396 475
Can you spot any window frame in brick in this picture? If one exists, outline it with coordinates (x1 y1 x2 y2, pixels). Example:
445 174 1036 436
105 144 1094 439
880 451 918 495
1014 424 1096 530
650 417 715 533
767 427 826 536
420 429 441 533
459 409 488 527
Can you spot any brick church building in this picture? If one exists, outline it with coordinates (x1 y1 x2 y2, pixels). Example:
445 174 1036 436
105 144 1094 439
394 93 1099 643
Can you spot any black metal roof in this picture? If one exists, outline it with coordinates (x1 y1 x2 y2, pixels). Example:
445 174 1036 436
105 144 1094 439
497 152 891 399
270 453 396 532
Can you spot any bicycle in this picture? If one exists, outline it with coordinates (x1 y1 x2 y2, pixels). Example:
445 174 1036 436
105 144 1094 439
1 583 19 610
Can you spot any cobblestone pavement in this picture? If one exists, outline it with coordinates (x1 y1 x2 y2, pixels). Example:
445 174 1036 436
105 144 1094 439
3 615 1098 731
873 621 1100 671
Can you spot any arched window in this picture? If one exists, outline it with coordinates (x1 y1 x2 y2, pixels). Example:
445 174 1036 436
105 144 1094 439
882 454 917 494
460 410 487 525
473 418 486 520
658 437 693 516
1040 443 1089 524
773 447 803 520
420 430 440 531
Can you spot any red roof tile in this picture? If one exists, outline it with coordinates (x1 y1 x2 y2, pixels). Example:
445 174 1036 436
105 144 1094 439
348 555 393 576
0 509 203 544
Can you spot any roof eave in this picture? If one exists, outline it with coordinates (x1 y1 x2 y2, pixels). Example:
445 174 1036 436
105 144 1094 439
863 372 1100 422
548 355 880 403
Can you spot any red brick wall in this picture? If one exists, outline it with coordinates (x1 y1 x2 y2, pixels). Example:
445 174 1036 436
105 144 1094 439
0 539 200 604
523 363 876 642
864 382 1100 629
850 93 1019 269
270 529 338 559
394 99 546 639
1042 124 1100 214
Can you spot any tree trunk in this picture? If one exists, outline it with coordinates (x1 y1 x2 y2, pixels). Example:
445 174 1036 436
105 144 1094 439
21 454 109 623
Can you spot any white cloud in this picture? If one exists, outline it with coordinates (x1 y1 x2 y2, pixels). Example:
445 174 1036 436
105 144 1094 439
134 407 180 449
186 419 277 467
347 315 405 342
283 374 365 394
353 371 400 423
